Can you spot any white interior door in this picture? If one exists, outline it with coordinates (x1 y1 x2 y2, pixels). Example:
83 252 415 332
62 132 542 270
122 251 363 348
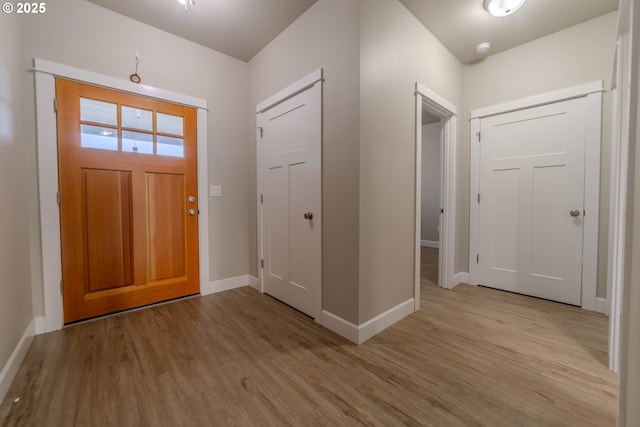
478 97 587 305
258 82 321 320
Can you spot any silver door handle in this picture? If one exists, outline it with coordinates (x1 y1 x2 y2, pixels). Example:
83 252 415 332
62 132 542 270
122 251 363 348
570 209 580 217
189 209 197 216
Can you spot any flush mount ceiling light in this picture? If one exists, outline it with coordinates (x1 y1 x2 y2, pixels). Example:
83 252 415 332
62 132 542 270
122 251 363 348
483 0 526 17
178 0 195 13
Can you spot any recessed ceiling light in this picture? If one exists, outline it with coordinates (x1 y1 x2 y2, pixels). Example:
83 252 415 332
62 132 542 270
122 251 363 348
483 0 526 17
476 42 492 55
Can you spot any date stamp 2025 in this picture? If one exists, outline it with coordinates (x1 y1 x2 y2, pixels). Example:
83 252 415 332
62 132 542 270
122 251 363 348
2 2 47 14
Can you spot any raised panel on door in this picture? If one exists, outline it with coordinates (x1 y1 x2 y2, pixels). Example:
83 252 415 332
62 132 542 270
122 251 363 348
57 78 199 323
266 163 289 282
478 98 586 305
259 81 321 320
147 173 187 282
84 169 133 292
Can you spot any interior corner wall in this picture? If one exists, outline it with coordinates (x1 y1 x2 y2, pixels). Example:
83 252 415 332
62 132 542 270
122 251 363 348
0 13 34 374
20 0 251 304
248 0 361 324
359 0 463 323
463 11 618 299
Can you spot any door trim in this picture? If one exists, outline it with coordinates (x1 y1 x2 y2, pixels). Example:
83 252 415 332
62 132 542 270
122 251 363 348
468 81 604 311
256 69 323 322
33 58 209 332
414 83 458 312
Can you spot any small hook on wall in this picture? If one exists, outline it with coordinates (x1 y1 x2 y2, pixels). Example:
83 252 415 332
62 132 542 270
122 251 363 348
130 53 141 84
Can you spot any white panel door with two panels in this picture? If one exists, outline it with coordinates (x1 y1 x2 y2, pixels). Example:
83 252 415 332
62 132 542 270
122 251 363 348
477 97 588 305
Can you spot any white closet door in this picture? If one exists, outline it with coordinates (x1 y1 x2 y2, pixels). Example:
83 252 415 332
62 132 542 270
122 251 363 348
478 97 587 305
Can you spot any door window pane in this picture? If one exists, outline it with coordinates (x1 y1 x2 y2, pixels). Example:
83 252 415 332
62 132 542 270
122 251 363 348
122 106 153 131
157 113 184 136
157 136 184 158
80 125 118 151
80 98 117 126
122 130 153 154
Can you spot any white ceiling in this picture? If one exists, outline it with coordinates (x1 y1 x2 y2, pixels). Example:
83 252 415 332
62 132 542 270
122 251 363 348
86 0 318 62
399 0 619 65
86 0 618 64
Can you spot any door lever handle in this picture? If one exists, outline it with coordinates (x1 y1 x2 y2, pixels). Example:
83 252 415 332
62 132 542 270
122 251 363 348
303 212 313 220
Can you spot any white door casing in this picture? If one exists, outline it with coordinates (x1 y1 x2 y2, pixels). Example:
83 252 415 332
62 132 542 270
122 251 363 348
33 58 209 333
469 81 603 310
477 99 586 305
257 70 322 321
414 83 458 312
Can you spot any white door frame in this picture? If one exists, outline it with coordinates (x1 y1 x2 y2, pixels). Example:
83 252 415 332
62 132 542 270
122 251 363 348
607 0 634 374
33 58 209 333
414 83 458 311
468 81 604 312
256 69 323 321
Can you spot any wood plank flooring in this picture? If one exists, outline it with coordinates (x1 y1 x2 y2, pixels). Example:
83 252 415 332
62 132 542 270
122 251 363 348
421 246 439 286
1 266 616 426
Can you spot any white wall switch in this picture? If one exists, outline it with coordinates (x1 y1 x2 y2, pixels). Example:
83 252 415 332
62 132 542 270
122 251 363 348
209 185 222 197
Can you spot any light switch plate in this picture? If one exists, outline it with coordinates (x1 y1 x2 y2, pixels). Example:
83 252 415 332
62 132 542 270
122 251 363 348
209 185 222 197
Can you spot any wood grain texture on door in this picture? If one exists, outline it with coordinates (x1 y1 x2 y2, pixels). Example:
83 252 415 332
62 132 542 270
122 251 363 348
56 79 199 323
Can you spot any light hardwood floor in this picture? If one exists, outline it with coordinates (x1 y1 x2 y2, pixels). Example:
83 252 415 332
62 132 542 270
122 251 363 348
421 246 439 287
1 267 616 426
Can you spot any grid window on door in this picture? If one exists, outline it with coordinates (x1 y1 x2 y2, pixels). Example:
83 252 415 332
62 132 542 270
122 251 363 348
79 98 185 158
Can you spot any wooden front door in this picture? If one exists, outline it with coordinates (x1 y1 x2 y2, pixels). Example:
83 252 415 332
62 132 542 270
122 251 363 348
56 79 199 323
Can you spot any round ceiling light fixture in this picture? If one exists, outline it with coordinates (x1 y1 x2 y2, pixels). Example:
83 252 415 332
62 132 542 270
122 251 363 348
475 41 492 55
483 0 527 17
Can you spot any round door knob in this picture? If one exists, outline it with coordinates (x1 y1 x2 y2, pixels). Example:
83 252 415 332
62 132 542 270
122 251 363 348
304 212 313 220
570 209 580 217
189 209 197 216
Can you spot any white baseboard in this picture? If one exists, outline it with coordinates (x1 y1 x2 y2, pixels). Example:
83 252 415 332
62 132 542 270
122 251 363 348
322 298 415 345
596 297 609 315
34 317 46 335
321 311 359 343
453 272 469 287
0 319 36 403
420 240 440 248
201 275 251 296
248 275 259 290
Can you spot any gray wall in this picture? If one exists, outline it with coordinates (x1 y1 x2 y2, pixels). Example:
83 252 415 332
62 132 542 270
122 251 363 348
249 0 361 324
421 122 441 243
0 13 34 379
463 12 618 298
359 0 463 323
19 0 252 319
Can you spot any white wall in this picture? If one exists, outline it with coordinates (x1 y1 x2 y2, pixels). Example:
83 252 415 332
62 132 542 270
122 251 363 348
421 122 441 243
249 0 361 323
0 12 34 382
359 0 463 323
463 12 618 298
19 0 252 318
